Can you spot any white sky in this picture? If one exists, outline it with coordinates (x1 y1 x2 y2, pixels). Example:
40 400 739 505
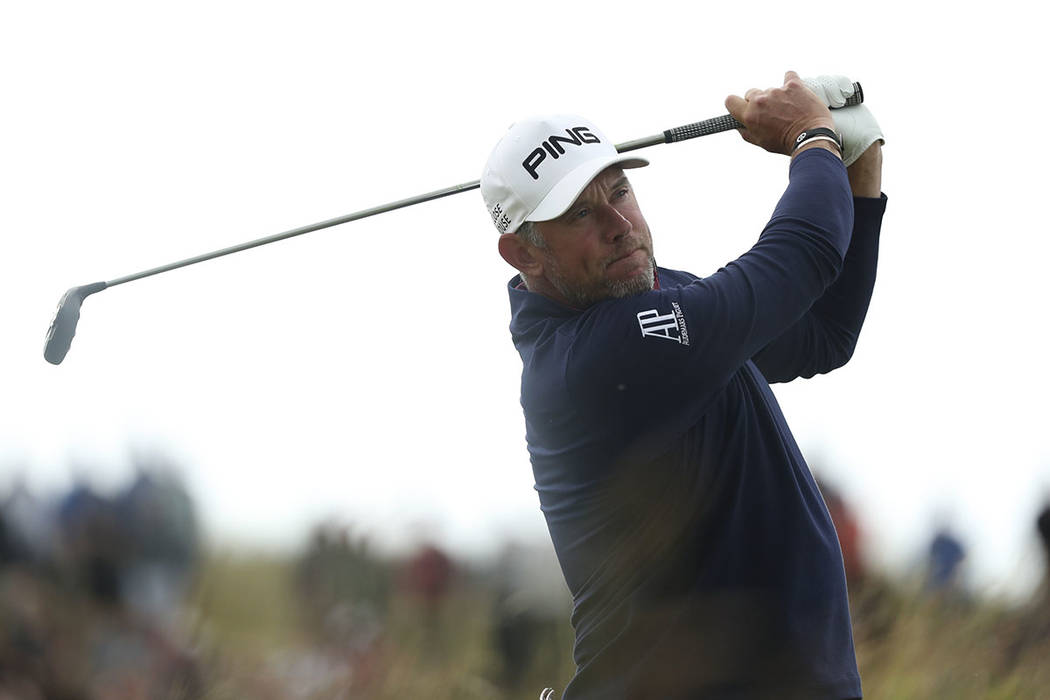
2 1 1047 600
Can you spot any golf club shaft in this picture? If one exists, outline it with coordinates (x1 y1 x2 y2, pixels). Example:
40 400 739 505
45 81 864 364
103 126 700 287
105 82 862 289
106 180 481 288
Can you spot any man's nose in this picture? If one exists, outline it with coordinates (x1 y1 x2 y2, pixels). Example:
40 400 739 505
598 204 632 241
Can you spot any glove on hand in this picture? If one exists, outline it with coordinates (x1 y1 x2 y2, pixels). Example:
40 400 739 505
802 74 857 108
803 75 884 166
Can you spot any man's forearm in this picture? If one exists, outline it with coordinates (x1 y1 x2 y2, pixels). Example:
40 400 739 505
847 142 882 197
751 192 885 382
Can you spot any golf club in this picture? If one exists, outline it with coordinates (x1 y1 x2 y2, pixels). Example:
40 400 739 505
44 83 863 365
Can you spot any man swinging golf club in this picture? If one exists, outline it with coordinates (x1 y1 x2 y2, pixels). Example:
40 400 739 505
483 71 885 699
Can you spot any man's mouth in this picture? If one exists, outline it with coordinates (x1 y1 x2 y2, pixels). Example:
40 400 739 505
607 247 643 267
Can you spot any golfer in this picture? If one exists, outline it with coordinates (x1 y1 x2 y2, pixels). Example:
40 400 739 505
481 72 885 699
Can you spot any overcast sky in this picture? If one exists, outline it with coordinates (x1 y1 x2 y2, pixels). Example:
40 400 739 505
2 1 1047 600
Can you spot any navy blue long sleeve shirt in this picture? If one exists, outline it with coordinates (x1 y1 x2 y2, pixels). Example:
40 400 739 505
506 149 886 699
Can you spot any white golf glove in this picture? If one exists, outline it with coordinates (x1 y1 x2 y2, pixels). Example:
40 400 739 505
803 75 884 167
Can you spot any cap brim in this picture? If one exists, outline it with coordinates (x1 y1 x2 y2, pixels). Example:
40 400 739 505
527 153 649 223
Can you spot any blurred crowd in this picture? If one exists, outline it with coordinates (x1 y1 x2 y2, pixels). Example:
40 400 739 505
816 476 1050 678
0 466 202 699
285 524 569 697
3 459 1049 699
816 477 1050 604
0 464 571 699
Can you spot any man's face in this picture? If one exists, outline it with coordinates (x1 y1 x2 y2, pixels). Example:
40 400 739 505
532 166 655 308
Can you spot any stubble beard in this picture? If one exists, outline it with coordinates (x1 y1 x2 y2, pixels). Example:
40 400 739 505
544 252 657 309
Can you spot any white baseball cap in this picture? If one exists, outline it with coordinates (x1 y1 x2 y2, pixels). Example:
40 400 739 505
480 114 648 235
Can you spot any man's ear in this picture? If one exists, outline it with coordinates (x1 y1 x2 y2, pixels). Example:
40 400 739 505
498 233 544 277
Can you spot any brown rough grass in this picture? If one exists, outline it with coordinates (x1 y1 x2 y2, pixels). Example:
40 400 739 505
186 555 1050 700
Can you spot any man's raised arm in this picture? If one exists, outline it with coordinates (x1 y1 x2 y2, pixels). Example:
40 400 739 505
753 140 886 382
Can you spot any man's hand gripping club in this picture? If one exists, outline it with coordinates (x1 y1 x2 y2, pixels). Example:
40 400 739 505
725 71 839 158
803 74 884 167
802 74 884 195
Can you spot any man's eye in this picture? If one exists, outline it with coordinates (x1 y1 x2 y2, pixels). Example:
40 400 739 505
614 188 630 199
572 208 590 220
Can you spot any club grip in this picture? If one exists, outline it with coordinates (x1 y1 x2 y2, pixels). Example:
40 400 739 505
663 81 863 144
663 115 741 143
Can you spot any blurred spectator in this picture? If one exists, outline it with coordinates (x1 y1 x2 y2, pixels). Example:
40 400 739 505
401 542 454 658
1037 501 1050 602
926 524 967 594
0 510 13 567
404 542 453 608
116 468 200 628
1038 502 1050 565
0 465 204 698
295 522 391 692
816 478 866 587
999 501 1050 675
296 522 390 648
56 479 125 606
490 542 570 692
2 477 57 569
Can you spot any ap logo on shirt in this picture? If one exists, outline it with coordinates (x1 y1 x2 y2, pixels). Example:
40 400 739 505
637 301 690 345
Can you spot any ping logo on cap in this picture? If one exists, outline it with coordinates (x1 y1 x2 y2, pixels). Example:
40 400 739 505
521 127 601 180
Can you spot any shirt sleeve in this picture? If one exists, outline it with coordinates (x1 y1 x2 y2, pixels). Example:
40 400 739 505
751 193 886 383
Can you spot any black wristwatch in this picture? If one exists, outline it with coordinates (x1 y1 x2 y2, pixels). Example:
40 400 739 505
792 127 843 153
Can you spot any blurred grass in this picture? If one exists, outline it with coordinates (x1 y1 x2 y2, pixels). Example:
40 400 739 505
191 554 309 654
848 577 1050 699
188 550 575 699
187 553 1050 699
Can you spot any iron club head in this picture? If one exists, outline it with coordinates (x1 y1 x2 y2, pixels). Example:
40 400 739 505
44 282 107 365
